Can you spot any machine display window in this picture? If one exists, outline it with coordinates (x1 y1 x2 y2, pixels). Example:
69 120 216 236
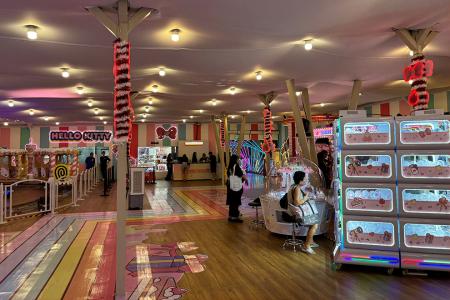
400 120 450 145
402 189 450 215
346 221 395 246
343 122 391 145
401 154 450 179
404 223 450 250
344 155 392 178
345 188 393 212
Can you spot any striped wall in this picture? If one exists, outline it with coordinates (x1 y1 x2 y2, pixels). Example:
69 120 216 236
361 91 450 116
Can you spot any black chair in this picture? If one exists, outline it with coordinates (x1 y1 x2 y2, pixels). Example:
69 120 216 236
248 200 265 229
281 212 303 251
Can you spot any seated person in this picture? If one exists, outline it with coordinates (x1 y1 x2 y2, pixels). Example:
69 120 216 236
287 170 319 254
199 153 209 163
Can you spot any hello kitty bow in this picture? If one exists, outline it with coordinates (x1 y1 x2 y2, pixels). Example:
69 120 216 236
156 126 177 140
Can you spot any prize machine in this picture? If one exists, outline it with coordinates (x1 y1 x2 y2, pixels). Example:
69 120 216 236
395 113 450 273
333 111 399 273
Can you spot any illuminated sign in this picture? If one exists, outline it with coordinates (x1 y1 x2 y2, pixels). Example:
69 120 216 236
49 130 112 143
185 141 204 146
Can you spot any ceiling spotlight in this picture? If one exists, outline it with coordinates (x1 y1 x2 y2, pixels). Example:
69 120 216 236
320 103 325 107
246 110 250 114
151 85 159 93
230 115 235 119
190 115 194 119
159 67 166 77
87 99 93 107
304 39 313 51
230 87 236 95
358 92 363 96
148 97 153 105
103 121 107 125
76 86 84 95
8 100 14 107
199 109 204 113
61 68 70 78
141 119 145 123
29 109 35 116
170 29 181 42
295 91 302 97
212 99 217 106
100 116 104 121
3 122 9 126
255 71 263 81
94 108 99 115
145 106 150 113
142 113 147 118
409 50 414 57
182 119 186 123
25 25 38 40
55 122 60 125
44 116 49 121
408 79 413 85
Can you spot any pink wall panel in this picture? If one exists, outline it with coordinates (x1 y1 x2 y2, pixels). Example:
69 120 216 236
0 128 11 148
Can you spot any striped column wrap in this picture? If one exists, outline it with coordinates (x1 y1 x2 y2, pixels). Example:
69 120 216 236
261 106 274 153
410 53 429 111
113 39 133 142
50 153 56 177
220 121 225 147
70 154 78 176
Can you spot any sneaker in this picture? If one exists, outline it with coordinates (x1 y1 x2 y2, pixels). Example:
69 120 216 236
310 241 319 248
301 246 316 255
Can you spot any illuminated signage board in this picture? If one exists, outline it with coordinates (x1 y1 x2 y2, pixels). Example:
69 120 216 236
49 130 112 143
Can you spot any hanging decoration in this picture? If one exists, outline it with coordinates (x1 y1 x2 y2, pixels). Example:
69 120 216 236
403 53 434 110
261 106 274 153
155 126 178 140
220 121 225 147
113 39 133 142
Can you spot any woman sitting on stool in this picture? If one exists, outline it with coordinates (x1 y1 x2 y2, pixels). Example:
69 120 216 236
287 171 319 254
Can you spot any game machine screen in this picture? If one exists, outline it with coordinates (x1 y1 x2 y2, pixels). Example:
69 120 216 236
341 151 395 183
396 117 450 149
397 151 450 183
400 221 450 254
342 183 396 217
399 186 450 218
339 118 395 150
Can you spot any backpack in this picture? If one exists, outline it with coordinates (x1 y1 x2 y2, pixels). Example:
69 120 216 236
280 192 289 209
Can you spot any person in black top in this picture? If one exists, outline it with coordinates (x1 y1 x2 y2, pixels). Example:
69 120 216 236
100 151 110 181
180 154 189 180
165 153 173 181
209 152 217 180
226 154 247 222
85 152 95 169
199 153 208 163
191 152 198 163
317 150 332 189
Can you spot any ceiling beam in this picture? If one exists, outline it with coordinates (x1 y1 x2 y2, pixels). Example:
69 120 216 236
348 79 362 110
86 6 118 37
129 8 155 33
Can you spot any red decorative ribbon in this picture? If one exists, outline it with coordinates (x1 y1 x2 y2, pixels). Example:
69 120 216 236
156 126 177 140
403 54 434 111
261 106 274 153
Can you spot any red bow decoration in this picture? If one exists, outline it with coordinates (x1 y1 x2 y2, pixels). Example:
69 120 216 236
403 60 433 82
408 89 429 107
156 126 177 140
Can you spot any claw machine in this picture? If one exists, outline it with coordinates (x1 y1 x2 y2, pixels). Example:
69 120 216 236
396 113 450 272
333 111 399 272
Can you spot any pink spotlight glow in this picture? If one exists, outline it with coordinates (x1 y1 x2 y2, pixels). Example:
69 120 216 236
6 88 79 98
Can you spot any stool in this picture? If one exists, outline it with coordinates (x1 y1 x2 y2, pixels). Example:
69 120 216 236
248 202 265 229
281 212 303 252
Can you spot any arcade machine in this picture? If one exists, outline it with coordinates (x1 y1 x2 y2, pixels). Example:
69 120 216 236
396 112 450 273
333 111 399 273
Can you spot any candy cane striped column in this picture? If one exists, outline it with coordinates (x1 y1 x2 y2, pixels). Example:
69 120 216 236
71 153 78 176
408 53 432 111
50 154 56 177
113 39 133 142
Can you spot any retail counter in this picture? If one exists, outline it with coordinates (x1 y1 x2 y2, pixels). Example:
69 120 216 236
173 163 221 181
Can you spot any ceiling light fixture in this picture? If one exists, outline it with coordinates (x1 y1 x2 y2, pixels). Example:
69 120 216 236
320 103 325 107
295 91 302 97
25 25 38 40
100 116 104 121
255 71 263 81
230 87 236 95
199 109 204 113
246 110 250 114
408 79 413 85
182 119 186 123
145 106 150 113
358 92 363 96
94 108 99 115
29 109 35 116
8 100 14 107
61 68 70 78
159 67 166 77
3 122 9 126
190 115 194 119
170 29 181 42
141 119 145 123
103 121 107 125
76 86 84 95
409 50 414 57
87 99 93 107
212 99 217 106
55 122 60 125
44 116 49 121
148 97 153 105
230 115 235 119
151 85 159 93
142 113 147 118
304 39 313 51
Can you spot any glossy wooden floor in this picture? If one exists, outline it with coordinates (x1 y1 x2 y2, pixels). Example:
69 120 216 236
1 179 449 300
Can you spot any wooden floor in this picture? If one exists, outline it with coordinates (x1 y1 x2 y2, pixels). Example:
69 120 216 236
1 178 449 300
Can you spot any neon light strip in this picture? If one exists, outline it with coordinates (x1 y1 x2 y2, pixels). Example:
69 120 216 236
344 257 398 265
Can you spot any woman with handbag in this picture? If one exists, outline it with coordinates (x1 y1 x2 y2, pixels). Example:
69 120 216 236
226 154 248 223
288 171 319 254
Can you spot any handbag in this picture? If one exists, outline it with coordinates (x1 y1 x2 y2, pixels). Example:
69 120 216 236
294 200 320 225
229 165 243 192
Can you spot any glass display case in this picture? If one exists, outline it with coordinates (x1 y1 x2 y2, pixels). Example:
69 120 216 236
399 153 450 180
398 119 450 147
345 219 396 248
402 222 450 251
400 186 450 216
343 184 395 215
344 154 393 179
137 146 172 171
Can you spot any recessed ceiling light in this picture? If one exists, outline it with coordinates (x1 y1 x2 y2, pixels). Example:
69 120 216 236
142 113 147 118
408 79 413 85
230 87 236 95
358 92 363 96
141 119 145 123
94 108 99 115
246 110 250 114
304 39 313 51
409 50 414 57
159 67 166 77
76 86 84 95
100 116 104 121
295 91 302 97
320 103 325 107
255 71 263 81
103 121 107 125
151 85 159 93
199 109 204 113
25 25 38 40
190 115 194 119
8 100 14 107
212 99 217 106
29 109 35 116
148 97 153 105
3 122 9 126
182 119 186 123
61 68 70 78
170 29 181 42
145 106 150 113
44 116 49 121
55 122 60 125
230 115 235 119
87 99 93 107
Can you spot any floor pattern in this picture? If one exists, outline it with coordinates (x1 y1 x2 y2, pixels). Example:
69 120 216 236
0 185 246 299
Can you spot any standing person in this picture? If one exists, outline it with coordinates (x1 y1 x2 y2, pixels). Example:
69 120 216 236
165 153 173 181
100 151 111 182
317 150 332 189
85 152 95 170
288 171 319 254
199 153 208 163
226 154 247 223
191 152 198 163
209 152 217 180
181 154 189 181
